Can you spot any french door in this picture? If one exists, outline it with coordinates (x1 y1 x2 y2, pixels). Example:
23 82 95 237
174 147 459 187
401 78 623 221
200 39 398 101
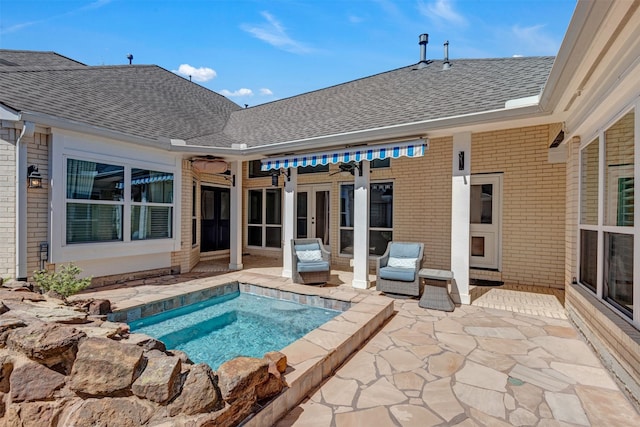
296 185 330 246
200 186 230 252
470 174 502 270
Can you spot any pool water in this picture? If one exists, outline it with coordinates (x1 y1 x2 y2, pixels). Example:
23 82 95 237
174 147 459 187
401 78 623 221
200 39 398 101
129 291 340 369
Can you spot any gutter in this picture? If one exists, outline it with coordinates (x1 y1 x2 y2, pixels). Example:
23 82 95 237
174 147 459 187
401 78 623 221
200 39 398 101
15 120 35 281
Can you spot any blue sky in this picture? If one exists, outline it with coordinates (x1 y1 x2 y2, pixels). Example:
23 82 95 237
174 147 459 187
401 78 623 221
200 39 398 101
0 0 576 106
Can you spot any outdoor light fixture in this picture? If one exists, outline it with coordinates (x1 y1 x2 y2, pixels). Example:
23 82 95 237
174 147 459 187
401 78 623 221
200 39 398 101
271 168 290 187
27 165 42 188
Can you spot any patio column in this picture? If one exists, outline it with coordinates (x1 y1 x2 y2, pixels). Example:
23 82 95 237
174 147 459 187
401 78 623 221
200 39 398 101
352 161 371 289
229 160 243 270
282 168 297 278
451 132 471 304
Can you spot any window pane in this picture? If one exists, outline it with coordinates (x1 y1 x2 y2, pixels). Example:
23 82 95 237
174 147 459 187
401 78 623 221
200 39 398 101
605 111 634 226
248 226 262 246
265 189 281 225
370 230 392 256
201 190 215 220
580 138 599 225
298 164 329 174
248 190 262 224
131 206 172 240
340 229 354 255
604 232 633 317
192 218 197 246
370 183 393 228
580 230 597 293
471 184 493 224
67 159 123 201
131 169 173 203
192 183 196 216
371 158 390 169
66 203 123 243
248 160 271 178
265 227 281 248
297 192 308 238
340 185 354 227
220 191 230 221
471 236 485 256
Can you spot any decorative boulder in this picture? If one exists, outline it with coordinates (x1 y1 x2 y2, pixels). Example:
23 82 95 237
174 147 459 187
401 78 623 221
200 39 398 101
217 356 269 402
168 363 222 416
60 397 155 427
131 356 182 404
69 337 143 396
10 361 66 402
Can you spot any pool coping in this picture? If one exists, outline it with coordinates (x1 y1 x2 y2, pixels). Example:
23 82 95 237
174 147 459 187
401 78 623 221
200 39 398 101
107 278 394 426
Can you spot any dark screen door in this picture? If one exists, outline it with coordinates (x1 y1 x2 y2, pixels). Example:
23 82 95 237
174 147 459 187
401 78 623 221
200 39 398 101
201 187 230 252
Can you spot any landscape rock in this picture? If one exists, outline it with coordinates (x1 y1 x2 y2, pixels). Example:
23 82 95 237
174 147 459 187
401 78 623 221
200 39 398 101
6 323 85 373
217 356 269 402
10 361 66 402
256 361 285 401
4 400 65 427
0 301 9 315
88 299 111 315
167 349 193 365
0 289 44 302
168 363 222 416
60 397 155 427
0 355 13 392
264 351 288 374
126 332 167 352
69 337 143 396
0 317 27 347
132 356 182 403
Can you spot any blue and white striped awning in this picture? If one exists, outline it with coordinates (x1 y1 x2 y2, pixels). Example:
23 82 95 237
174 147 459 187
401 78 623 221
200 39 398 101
260 138 429 171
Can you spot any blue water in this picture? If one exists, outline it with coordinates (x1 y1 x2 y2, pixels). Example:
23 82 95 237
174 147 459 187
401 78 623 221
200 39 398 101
129 291 340 370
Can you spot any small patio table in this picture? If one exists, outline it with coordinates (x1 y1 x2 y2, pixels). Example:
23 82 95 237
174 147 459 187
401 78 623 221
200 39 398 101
418 268 455 312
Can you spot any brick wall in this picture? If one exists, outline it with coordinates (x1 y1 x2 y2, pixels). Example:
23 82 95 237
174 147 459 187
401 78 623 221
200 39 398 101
472 124 566 288
0 125 17 278
566 136 580 286
26 132 50 277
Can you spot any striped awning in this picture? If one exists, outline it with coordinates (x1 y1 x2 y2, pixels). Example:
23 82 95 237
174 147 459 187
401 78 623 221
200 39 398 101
260 138 429 171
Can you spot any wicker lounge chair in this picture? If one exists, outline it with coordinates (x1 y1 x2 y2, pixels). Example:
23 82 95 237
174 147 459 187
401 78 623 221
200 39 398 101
376 242 424 297
291 238 331 285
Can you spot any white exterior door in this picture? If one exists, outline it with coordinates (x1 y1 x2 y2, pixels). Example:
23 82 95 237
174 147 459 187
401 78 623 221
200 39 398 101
470 174 502 270
296 185 331 246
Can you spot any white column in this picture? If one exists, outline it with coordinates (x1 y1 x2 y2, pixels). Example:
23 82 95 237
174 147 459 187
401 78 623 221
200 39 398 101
282 168 297 278
16 121 34 280
451 133 471 304
352 161 371 289
229 160 243 270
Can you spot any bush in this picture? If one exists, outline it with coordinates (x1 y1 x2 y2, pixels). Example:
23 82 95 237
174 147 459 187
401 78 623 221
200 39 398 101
33 264 92 299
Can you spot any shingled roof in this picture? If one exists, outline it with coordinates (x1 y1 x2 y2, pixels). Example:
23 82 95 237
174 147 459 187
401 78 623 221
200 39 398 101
0 49 86 67
0 50 554 149
220 57 554 148
0 62 241 142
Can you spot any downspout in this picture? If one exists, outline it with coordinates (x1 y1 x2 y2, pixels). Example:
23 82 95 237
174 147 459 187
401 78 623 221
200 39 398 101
16 121 35 281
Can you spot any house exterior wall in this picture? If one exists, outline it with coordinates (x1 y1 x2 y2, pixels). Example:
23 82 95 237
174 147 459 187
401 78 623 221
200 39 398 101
27 132 50 276
0 125 17 278
472 125 566 289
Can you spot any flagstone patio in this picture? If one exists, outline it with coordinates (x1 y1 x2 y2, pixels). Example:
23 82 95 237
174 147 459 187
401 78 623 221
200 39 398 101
75 256 640 426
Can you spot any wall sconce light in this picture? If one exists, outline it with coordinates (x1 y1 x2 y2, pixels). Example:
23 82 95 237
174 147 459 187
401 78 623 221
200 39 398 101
458 151 465 171
271 168 290 187
39 242 49 270
27 165 42 188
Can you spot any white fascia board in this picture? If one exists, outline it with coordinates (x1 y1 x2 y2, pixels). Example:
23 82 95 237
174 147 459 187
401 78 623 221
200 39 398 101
0 104 20 121
505 95 540 109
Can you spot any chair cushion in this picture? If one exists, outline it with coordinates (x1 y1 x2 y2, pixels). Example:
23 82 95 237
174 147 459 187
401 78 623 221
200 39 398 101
388 243 421 258
297 250 322 262
297 260 330 272
379 266 416 282
295 243 320 252
387 257 417 269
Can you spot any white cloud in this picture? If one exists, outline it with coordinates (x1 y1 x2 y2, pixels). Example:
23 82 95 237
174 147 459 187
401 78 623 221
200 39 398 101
175 64 217 82
510 24 558 55
259 88 273 96
241 11 312 54
418 0 467 27
219 88 254 97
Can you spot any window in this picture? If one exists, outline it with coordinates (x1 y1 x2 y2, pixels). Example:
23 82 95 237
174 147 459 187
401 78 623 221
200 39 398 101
248 160 271 178
372 158 391 169
298 165 329 174
247 188 282 248
340 182 393 256
66 159 124 243
578 109 635 320
65 159 174 244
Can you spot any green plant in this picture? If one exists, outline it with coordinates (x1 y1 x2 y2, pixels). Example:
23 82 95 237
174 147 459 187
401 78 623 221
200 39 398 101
33 264 92 300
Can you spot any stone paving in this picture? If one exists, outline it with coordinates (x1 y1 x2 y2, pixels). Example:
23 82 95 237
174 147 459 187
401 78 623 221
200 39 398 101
74 257 640 426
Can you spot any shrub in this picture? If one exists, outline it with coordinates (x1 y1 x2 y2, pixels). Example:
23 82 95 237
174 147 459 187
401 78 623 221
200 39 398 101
33 264 92 300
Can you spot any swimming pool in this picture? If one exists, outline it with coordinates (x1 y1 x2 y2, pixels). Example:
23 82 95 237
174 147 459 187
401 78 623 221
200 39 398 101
129 290 341 369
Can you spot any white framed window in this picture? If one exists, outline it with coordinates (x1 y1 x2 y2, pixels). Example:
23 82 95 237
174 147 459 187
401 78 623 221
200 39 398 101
578 107 636 323
65 158 174 244
339 181 393 256
247 188 282 248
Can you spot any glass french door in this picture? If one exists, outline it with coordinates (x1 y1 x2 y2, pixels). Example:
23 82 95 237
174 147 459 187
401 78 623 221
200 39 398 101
200 186 230 252
297 185 330 246
470 174 502 269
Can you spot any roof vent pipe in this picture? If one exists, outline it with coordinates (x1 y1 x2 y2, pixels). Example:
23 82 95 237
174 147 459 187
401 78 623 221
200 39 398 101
443 41 451 70
418 33 429 69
